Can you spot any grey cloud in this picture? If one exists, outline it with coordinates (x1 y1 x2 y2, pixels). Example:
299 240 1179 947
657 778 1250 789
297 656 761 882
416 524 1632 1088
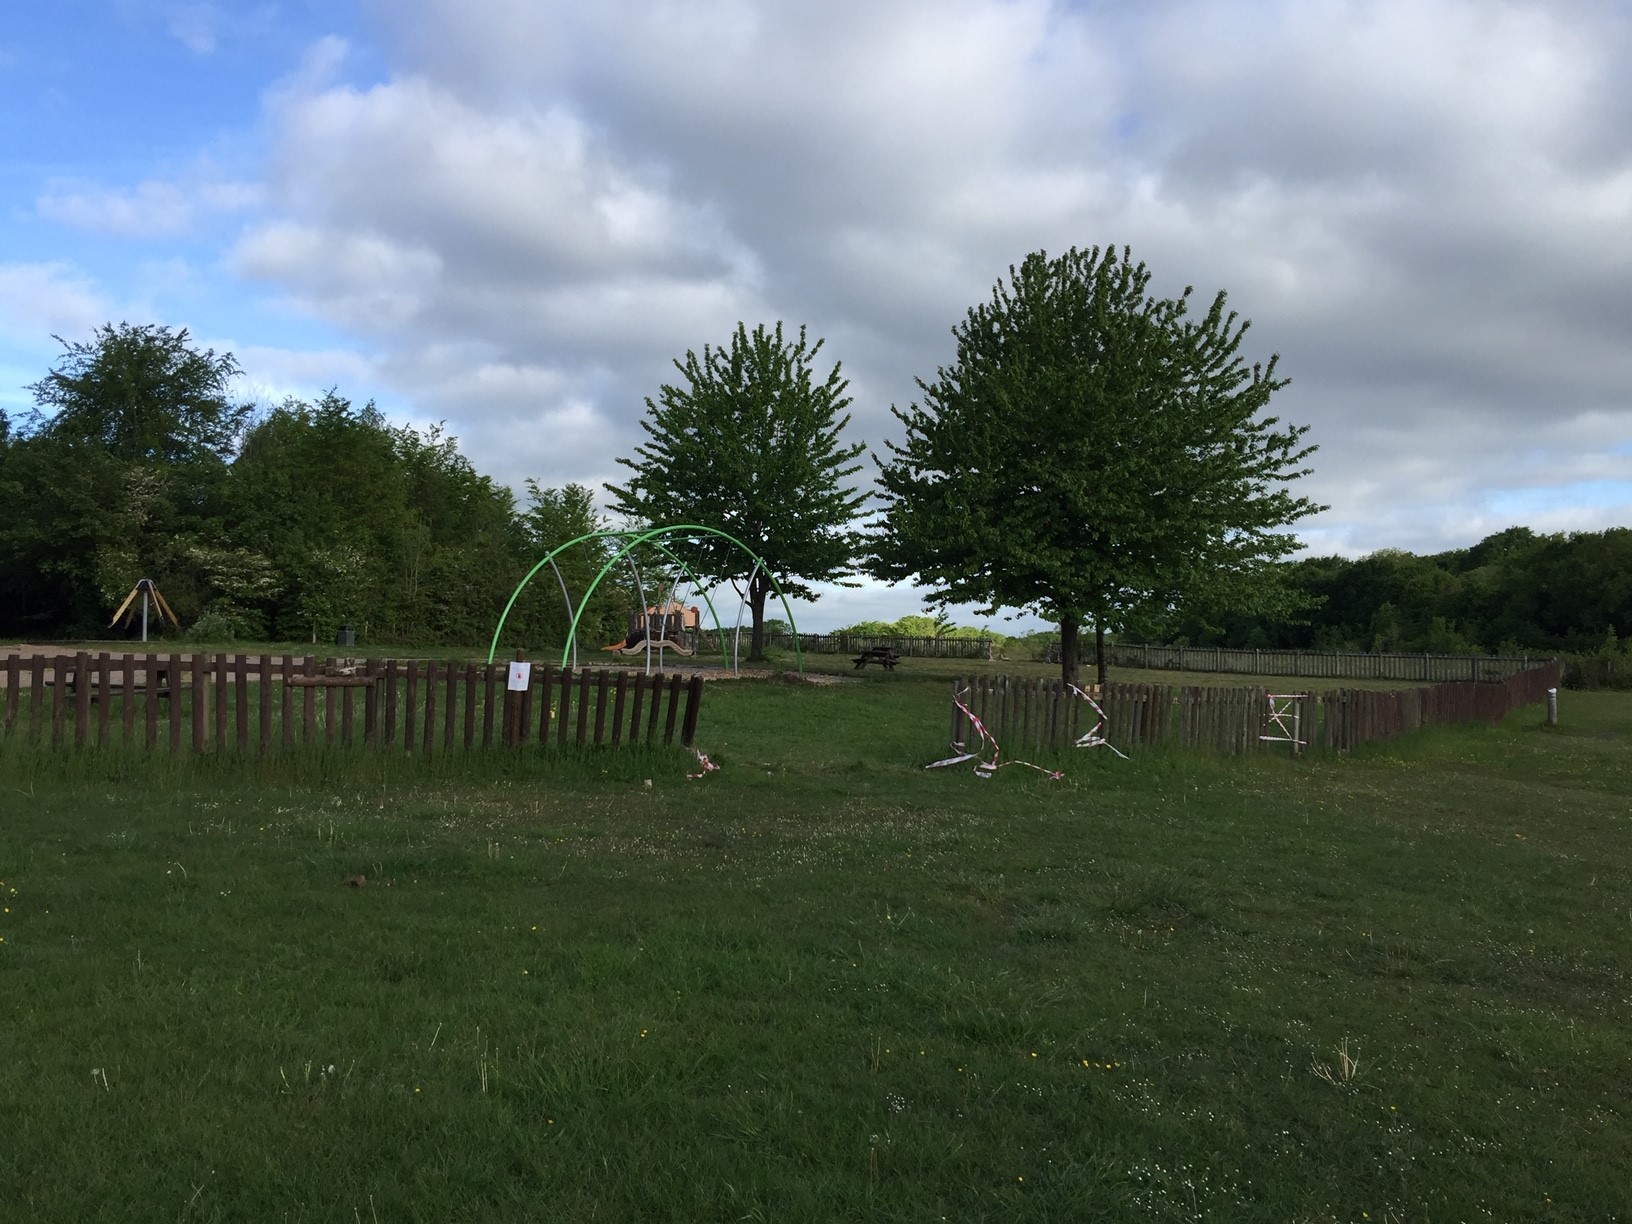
226 0 1632 575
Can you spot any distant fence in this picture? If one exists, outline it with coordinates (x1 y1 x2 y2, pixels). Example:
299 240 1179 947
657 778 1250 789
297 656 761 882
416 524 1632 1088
1102 643 1547 683
0 652 703 756
768 633 996 660
950 662 1561 758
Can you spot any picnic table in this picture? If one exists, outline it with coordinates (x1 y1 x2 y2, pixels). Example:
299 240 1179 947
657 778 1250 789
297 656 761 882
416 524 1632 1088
852 646 901 670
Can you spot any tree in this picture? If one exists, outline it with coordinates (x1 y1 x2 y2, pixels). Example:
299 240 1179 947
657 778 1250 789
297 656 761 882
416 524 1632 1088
225 393 408 641
226 393 527 645
25 322 247 463
517 481 635 651
0 323 249 636
872 246 1322 687
607 322 868 660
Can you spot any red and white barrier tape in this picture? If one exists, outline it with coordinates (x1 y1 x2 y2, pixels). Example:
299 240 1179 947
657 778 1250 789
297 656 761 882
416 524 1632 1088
926 686 1064 780
928 683 1128 778
1066 684 1129 759
1259 692 1308 746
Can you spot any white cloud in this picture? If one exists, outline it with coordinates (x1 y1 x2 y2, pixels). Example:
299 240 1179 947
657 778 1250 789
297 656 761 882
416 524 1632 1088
36 169 260 239
0 262 116 341
166 3 222 54
230 342 383 410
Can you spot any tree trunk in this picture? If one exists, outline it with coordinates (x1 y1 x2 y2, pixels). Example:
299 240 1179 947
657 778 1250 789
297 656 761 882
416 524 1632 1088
1058 616 1079 688
1095 624 1108 691
748 572 770 662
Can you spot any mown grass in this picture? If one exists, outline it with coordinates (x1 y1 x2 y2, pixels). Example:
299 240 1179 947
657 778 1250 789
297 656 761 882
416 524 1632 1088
0 670 1625 1221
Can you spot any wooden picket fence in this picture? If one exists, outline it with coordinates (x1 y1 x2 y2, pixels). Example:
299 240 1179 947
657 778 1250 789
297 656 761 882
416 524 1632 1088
949 662 1561 758
1104 643 1547 683
0 651 704 756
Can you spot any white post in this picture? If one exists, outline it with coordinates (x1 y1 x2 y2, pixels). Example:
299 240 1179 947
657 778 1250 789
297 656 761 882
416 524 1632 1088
1547 688 1558 727
141 590 150 642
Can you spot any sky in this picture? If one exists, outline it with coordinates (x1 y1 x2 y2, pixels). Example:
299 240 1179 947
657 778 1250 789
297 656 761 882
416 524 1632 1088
3 0 1630 634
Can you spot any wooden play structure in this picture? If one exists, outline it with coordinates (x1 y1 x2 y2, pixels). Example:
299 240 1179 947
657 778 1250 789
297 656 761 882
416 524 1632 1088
602 602 701 656
110 578 180 642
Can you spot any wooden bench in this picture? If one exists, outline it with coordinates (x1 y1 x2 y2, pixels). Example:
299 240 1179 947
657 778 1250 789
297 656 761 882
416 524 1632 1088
54 666 172 703
852 646 901 670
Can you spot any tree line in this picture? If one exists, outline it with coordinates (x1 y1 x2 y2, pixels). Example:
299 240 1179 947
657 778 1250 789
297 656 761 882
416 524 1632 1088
5 245 1353 685
1129 527 1632 657
0 325 635 650
3 300 1618 675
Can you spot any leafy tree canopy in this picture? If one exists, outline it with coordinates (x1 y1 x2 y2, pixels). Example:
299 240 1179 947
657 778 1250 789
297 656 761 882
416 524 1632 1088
0 323 250 634
872 245 1322 684
24 322 249 464
607 321 867 659
831 614 994 640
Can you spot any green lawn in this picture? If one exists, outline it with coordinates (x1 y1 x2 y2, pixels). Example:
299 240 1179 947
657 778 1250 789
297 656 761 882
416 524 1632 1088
0 670 1624 1221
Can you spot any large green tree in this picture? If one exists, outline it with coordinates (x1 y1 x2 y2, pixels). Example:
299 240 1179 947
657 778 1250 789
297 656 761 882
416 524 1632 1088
25 322 248 463
226 394 526 645
607 322 867 660
872 246 1322 686
0 323 249 636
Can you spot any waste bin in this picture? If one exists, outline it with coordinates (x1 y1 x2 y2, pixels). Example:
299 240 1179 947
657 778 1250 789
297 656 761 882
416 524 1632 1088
336 623 356 647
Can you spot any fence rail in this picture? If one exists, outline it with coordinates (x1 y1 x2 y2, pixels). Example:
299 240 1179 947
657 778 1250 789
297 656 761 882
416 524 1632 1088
950 662 1561 759
1103 643 1548 683
0 652 703 756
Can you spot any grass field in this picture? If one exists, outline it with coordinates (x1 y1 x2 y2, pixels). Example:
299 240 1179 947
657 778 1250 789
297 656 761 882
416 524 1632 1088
0 663 1626 1221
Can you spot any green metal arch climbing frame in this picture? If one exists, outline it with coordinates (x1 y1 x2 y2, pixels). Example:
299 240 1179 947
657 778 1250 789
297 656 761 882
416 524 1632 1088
487 524 804 674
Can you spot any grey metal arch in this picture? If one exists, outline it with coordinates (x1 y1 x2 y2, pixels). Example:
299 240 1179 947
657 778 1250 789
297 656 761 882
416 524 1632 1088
487 525 804 674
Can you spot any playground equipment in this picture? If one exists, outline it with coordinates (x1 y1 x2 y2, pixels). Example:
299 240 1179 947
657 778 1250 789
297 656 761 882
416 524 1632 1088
110 578 179 642
488 525 804 675
603 601 701 656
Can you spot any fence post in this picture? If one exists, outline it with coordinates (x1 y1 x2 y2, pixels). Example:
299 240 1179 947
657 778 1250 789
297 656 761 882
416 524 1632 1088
506 649 525 750
73 651 90 747
1546 688 1558 727
3 654 17 735
190 655 206 754
680 674 704 746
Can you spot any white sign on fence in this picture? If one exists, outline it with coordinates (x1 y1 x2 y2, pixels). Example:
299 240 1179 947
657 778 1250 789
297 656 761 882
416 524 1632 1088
507 661 532 692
